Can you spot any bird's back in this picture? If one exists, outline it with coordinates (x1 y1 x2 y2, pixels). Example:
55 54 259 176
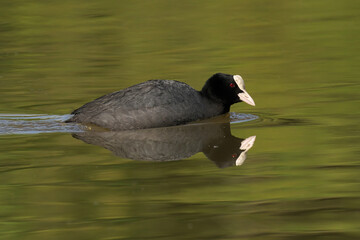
67 80 224 130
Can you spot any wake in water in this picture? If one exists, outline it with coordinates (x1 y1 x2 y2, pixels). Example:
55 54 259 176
0 114 85 135
0 113 259 135
229 112 259 124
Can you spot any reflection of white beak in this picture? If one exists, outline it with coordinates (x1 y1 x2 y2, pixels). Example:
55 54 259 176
238 90 256 106
236 135 257 166
240 135 256 151
235 152 247 166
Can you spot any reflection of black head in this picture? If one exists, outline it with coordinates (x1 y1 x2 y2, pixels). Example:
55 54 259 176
72 116 255 168
203 133 246 168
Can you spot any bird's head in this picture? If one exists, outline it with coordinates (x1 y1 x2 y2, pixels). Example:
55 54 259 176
202 73 255 106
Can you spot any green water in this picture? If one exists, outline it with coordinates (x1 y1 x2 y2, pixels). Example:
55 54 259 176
0 0 359 239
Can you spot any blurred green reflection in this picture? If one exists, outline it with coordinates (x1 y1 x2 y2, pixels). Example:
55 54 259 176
0 0 359 239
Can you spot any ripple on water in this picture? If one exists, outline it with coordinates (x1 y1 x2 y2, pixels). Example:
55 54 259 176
0 112 263 135
231 112 310 128
0 114 84 135
230 112 259 124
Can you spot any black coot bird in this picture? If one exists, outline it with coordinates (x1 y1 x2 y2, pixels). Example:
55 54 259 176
65 73 255 130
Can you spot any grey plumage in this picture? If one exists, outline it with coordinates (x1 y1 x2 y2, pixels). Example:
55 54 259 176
67 80 223 130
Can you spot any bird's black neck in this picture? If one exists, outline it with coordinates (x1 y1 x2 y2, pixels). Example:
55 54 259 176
200 88 230 114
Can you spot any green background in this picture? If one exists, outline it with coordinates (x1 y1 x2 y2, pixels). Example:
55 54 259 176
0 0 359 239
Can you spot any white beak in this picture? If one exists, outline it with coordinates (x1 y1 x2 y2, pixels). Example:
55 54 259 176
238 90 255 106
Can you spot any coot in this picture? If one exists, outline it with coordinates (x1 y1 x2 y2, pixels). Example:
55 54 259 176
65 73 255 130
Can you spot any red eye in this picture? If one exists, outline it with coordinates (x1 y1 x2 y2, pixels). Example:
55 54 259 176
229 83 235 88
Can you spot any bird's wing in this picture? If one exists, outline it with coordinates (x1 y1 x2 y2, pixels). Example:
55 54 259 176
69 80 205 130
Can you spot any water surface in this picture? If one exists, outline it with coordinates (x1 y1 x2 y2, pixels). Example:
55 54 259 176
0 0 359 239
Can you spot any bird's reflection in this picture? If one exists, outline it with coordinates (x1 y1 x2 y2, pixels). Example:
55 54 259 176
72 120 256 168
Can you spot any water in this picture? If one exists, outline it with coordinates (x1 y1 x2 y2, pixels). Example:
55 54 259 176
0 0 359 239
0 114 81 134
